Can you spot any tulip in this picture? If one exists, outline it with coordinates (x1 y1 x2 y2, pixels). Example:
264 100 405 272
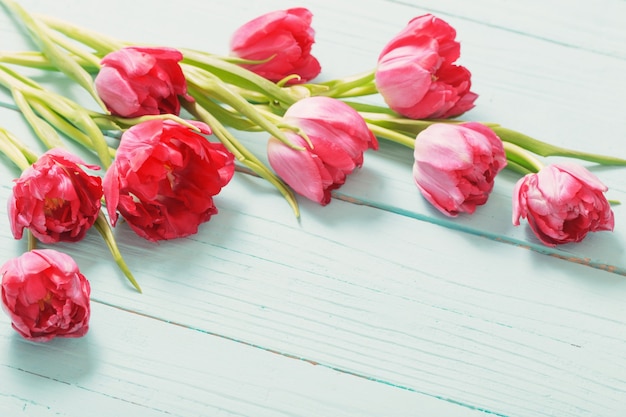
229 8 321 84
413 122 506 216
8 148 103 244
512 163 614 246
103 119 235 241
1 249 91 342
95 46 191 117
267 96 378 205
375 14 477 119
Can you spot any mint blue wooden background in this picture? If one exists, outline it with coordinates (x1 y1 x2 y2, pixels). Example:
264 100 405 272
1 1 625 416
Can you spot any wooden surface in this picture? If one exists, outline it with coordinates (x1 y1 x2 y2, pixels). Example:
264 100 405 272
1 1 626 416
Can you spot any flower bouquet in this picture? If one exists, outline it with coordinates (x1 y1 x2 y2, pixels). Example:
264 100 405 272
0 0 623 342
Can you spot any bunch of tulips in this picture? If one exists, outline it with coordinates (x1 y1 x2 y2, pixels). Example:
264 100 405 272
0 1 622 341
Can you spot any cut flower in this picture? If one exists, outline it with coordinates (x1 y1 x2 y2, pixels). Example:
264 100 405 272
512 163 615 246
103 119 235 241
95 46 192 117
267 96 378 205
8 148 103 244
413 122 506 216
375 14 477 119
229 7 321 84
1 249 91 342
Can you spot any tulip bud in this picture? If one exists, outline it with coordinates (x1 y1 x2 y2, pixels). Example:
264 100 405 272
513 163 615 246
413 122 506 216
229 8 321 84
267 96 378 205
95 46 191 117
375 14 477 119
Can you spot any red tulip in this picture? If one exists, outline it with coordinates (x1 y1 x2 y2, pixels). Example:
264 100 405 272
513 163 615 246
95 46 191 117
8 148 103 244
267 96 378 205
375 14 477 119
230 8 321 83
103 119 235 241
1 249 91 342
413 122 506 216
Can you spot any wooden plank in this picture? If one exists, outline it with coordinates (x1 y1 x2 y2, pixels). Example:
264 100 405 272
0 302 487 417
2 155 625 416
1 1 626 416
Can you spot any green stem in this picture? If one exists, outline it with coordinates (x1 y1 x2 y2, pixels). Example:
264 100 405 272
502 141 544 173
10 89 64 150
28 98 116 161
45 27 102 68
94 211 142 293
191 94 262 132
97 112 202 133
492 126 626 166
504 159 534 176
0 127 33 170
0 50 97 70
1 0 108 111
184 65 304 151
0 63 112 167
38 14 124 54
327 83 379 98
366 122 416 149
253 105 314 149
27 230 37 251
318 70 377 98
181 50 299 108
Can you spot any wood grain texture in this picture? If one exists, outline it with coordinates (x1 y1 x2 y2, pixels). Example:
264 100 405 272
1 302 491 417
1 1 626 416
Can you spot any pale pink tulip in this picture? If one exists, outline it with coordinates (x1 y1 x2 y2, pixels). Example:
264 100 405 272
375 14 477 119
413 122 506 216
267 96 378 204
513 163 614 246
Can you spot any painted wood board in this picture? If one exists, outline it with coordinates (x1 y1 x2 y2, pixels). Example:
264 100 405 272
0 1 625 416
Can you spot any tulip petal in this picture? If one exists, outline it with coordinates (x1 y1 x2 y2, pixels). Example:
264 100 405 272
376 14 476 119
230 8 320 83
1 250 90 342
103 119 234 241
268 137 326 204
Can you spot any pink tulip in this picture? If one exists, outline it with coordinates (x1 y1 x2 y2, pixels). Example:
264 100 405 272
103 119 235 241
1 249 91 342
95 46 191 117
413 122 506 216
375 14 477 119
229 8 321 84
267 96 378 205
8 148 103 244
513 163 614 246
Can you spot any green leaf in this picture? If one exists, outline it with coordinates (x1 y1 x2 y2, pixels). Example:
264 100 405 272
94 212 142 293
11 89 64 150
